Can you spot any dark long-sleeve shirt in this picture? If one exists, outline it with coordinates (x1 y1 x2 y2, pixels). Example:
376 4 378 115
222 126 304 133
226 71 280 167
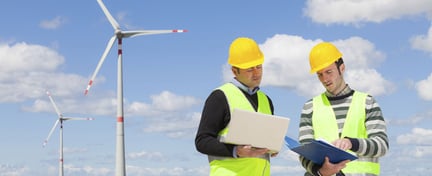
195 88 274 157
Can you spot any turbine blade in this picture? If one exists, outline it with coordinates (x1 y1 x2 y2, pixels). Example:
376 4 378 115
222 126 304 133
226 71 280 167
122 29 188 38
43 119 60 147
97 0 120 30
62 117 95 121
85 35 117 95
46 90 63 118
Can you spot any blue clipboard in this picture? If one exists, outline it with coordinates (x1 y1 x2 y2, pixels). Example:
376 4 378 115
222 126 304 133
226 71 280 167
285 136 358 165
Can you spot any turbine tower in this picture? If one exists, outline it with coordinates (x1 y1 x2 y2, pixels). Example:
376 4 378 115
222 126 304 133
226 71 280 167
84 0 187 175
43 90 94 176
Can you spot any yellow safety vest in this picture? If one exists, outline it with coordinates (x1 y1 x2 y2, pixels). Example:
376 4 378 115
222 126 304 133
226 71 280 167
312 91 380 175
209 83 272 176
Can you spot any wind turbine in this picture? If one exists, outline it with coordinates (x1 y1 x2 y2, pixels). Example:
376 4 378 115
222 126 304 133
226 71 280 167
84 0 186 175
43 90 94 176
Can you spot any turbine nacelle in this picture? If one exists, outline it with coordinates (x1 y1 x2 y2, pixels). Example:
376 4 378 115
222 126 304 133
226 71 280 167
115 29 122 38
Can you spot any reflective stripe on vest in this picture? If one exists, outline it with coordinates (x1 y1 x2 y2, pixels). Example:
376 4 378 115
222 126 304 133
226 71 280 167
208 83 272 176
312 91 380 175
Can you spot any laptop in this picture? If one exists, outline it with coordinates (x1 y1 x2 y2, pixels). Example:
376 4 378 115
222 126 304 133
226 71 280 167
220 108 290 153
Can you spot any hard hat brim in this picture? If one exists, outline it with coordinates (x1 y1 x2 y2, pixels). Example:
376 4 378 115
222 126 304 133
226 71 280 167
231 56 264 69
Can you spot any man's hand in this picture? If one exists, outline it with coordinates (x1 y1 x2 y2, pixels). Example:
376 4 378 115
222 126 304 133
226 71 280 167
318 157 350 176
332 138 352 150
236 145 269 157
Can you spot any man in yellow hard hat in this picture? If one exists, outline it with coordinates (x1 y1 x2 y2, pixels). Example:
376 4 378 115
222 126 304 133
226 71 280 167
298 42 389 176
195 37 276 176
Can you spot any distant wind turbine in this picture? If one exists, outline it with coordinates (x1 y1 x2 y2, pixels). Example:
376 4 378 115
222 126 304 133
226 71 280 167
84 0 187 175
43 90 94 176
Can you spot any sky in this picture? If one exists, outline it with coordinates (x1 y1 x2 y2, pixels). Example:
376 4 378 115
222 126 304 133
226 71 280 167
1 0 432 175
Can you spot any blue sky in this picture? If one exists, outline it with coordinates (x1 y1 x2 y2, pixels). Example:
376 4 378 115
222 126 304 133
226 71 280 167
1 0 432 175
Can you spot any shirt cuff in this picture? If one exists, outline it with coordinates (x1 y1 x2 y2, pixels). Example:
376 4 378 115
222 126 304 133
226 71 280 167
233 146 238 158
312 164 321 176
346 137 359 152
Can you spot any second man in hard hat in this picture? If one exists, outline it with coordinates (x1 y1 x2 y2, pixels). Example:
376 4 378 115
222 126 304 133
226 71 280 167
298 42 389 176
195 37 276 176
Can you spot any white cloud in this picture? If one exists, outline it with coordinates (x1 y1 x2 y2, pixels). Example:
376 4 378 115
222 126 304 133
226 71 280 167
23 87 116 116
397 127 432 145
151 91 200 111
0 42 118 116
0 164 30 176
222 34 394 98
345 69 394 96
0 42 87 103
0 41 170 118
414 146 432 157
127 91 200 116
63 164 112 176
0 42 63 73
40 16 67 29
415 73 432 100
127 101 154 116
260 34 316 87
411 25 432 53
142 112 201 138
127 151 165 161
121 91 202 137
125 165 207 176
24 87 201 138
63 147 89 154
396 128 432 158
388 112 429 125
60 164 208 176
304 0 432 25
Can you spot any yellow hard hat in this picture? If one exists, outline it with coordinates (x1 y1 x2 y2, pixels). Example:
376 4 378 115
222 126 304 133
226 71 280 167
309 42 342 73
228 37 264 69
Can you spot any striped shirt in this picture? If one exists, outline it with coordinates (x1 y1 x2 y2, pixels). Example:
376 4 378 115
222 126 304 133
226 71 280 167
298 85 389 176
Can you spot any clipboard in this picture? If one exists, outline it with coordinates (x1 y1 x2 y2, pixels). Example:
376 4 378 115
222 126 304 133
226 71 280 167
285 136 358 165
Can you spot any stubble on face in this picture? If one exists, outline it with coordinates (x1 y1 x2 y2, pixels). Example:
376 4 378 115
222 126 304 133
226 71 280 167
317 63 345 95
